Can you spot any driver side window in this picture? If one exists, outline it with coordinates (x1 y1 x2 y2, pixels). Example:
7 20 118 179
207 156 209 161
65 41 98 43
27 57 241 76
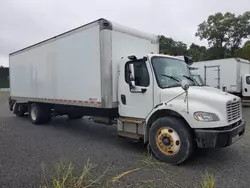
246 76 250 85
125 60 150 87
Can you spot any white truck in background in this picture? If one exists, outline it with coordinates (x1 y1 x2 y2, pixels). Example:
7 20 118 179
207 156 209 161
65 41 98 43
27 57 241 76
189 66 204 86
190 58 250 99
8 18 245 164
177 56 204 86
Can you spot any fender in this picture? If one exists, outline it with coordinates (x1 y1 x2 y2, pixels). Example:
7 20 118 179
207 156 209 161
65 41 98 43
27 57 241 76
144 104 191 143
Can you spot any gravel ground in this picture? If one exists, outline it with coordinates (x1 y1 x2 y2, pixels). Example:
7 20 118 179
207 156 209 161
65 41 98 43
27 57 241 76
1 92 250 188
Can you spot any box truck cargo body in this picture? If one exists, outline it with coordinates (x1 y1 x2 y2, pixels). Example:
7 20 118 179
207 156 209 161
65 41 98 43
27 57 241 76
9 19 158 109
9 18 245 165
190 58 250 97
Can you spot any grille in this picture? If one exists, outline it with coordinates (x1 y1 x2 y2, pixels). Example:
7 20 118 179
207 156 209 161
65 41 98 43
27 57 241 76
226 101 241 123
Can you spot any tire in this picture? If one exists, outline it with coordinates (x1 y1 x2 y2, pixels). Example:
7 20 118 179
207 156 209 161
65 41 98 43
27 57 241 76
29 103 51 125
67 113 83 120
149 116 194 165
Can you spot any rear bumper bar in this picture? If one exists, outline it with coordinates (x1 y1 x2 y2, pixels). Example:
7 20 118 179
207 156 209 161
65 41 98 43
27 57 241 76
8 97 15 111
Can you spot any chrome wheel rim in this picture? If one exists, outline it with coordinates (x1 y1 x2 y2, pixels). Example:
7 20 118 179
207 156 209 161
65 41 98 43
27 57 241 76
30 107 37 121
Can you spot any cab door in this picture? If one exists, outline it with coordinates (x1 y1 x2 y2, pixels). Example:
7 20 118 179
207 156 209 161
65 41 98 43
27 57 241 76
242 74 250 97
118 57 154 119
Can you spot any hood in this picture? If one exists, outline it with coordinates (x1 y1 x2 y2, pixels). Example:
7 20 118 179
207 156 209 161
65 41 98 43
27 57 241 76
160 86 240 105
158 86 241 129
188 86 239 102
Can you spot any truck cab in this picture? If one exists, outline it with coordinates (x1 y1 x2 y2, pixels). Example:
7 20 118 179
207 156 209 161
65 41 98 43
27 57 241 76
242 74 250 97
117 54 245 164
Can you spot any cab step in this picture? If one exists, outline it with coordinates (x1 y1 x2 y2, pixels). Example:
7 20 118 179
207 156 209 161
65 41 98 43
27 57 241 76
118 117 145 139
119 117 145 124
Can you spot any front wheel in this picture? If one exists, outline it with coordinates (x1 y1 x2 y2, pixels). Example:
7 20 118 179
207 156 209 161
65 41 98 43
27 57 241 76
149 116 194 165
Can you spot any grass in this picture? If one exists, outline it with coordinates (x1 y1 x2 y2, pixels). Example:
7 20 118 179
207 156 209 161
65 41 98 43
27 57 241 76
138 180 155 188
200 170 215 188
111 168 141 183
139 144 167 167
244 128 250 135
0 123 8 132
139 153 167 167
40 159 109 188
40 157 216 188
39 156 165 188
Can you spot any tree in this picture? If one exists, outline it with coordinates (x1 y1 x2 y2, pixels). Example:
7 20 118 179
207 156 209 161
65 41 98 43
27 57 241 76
236 40 250 60
159 35 187 56
159 11 250 63
187 43 206 61
195 12 250 56
159 36 208 62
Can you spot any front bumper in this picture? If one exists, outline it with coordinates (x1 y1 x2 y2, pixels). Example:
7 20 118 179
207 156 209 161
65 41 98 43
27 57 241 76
195 120 245 148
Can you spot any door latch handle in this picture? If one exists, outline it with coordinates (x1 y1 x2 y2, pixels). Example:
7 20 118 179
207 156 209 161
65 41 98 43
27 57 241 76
245 88 248 92
121 94 126 105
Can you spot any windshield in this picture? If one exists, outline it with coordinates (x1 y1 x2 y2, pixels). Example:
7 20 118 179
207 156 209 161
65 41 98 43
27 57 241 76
192 75 204 86
151 56 197 88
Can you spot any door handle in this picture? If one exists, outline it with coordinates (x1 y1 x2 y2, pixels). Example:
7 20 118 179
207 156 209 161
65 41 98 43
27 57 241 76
245 88 248 92
121 94 126 105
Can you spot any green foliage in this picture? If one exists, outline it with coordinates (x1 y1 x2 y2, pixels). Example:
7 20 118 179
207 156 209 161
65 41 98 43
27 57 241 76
200 170 215 188
40 159 109 188
159 35 187 56
0 67 9 88
196 12 250 48
187 43 207 61
195 11 250 56
236 40 250 60
159 11 250 62
38 156 217 188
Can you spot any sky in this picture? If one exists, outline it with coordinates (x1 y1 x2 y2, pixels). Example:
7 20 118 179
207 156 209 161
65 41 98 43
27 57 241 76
0 0 249 67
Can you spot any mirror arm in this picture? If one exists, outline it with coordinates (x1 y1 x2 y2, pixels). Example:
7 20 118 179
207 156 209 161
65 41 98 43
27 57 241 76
129 82 135 89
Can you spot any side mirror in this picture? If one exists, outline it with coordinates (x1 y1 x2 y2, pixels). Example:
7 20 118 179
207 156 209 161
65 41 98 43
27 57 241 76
222 85 227 92
184 56 193 66
181 79 189 91
129 63 135 88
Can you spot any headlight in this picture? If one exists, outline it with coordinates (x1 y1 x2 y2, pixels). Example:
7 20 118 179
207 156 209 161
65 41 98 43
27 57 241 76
193 111 220 122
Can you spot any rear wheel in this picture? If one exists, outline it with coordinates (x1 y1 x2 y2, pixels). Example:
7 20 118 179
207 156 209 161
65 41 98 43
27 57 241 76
149 116 194 165
29 103 51 125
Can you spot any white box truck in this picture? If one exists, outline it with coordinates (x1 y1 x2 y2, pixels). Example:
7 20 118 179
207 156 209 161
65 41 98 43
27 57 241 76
189 66 204 86
190 58 250 99
8 18 245 164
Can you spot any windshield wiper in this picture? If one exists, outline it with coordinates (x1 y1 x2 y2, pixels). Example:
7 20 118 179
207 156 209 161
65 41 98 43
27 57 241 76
161 74 181 83
183 75 199 85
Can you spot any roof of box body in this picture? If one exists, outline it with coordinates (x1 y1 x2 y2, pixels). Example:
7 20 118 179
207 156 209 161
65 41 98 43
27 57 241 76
10 18 158 56
194 58 250 64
